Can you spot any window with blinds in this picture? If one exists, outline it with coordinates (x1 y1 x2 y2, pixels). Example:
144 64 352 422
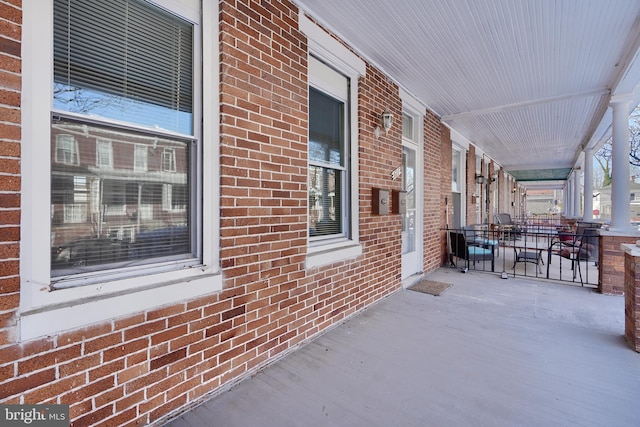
308 86 347 239
51 0 197 281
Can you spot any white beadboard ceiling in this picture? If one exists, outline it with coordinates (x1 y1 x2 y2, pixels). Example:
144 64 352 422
294 0 640 188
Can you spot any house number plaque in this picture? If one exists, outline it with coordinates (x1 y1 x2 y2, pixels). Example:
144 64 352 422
391 166 402 180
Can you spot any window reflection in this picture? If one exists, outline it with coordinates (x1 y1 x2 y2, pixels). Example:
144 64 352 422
51 120 191 274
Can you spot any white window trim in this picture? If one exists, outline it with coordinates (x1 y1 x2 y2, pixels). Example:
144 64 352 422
300 14 365 269
20 0 221 341
162 147 177 172
54 134 79 165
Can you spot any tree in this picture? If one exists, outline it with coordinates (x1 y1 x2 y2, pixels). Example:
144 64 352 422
594 106 640 187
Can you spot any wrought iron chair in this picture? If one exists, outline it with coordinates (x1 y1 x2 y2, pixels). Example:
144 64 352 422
449 231 495 272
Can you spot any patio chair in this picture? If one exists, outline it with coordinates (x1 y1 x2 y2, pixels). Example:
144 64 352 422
462 225 499 257
551 227 599 285
494 213 523 239
449 231 495 272
551 223 600 255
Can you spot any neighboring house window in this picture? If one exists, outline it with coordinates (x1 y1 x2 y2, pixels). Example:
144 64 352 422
96 139 113 169
300 15 365 268
54 134 79 165
22 0 219 340
162 148 177 172
134 144 148 172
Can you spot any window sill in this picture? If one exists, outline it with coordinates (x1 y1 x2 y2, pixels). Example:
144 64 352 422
20 267 221 341
306 240 363 269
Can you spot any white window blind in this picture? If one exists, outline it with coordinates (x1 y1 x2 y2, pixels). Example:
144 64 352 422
53 0 194 134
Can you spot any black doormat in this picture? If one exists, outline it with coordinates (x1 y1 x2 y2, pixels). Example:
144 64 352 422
408 279 452 296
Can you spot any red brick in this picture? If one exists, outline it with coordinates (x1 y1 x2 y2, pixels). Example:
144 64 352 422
0 11 20 37
94 407 137 427
0 368 56 400
25 372 86 404
88 358 125 382
0 54 19 74
150 325 187 346
123 319 166 341
93 385 124 409
0 230 19 250
150 347 186 371
0 3 21 25
84 331 123 354
117 363 149 385
0 276 18 293
58 322 113 347
115 389 145 413
124 369 166 394
59 353 100 378
0 292 20 311
149 395 187 423
0 37 19 57
71 405 113 427
103 338 147 362
64 376 115 405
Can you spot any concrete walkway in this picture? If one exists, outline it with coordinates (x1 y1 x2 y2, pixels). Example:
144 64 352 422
163 268 640 427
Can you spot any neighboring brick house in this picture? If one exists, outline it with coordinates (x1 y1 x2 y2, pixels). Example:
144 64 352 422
0 0 512 425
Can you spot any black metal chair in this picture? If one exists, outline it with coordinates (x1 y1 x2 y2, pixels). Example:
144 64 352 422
449 231 495 272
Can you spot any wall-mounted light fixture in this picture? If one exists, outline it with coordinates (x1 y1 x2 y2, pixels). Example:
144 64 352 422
374 110 394 138
512 186 517 193
475 174 488 185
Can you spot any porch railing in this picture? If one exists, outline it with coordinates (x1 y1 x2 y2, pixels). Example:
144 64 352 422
444 224 599 287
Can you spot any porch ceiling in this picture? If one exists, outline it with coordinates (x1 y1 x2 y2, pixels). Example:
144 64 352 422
294 0 640 188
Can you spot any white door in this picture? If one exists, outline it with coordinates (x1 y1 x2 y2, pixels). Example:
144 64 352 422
401 145 418 278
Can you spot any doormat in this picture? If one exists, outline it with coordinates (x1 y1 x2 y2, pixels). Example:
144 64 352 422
408 279 452 296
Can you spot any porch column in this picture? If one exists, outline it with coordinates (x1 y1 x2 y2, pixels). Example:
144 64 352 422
563 184 569 216
583 149 594 221
566 176 574 217
610 95 633 231
573 169 581 218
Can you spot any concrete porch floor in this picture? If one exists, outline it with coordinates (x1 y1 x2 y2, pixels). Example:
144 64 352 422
163 268 640 427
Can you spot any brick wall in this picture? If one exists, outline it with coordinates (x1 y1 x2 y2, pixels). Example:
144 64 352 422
0 0 21 348
466 145 477 225
436 123 452 267
0 0 451 425
624 249 640 352
599 233 638 295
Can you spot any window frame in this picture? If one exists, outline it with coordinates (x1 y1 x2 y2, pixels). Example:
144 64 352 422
54 134 79 165
308 70 349 241
300 14 365 269
162 147 177 172
134 144 148 172
96 138 114 169
21 0 221 340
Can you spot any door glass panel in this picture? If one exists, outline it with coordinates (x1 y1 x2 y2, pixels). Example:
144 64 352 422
402 113 413 139
402 146 416 255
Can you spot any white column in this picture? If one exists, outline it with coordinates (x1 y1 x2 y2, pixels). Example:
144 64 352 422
583 149 594 221
563 185 569 216
610 96 633 231
567 177 574 217
573 168 582 218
